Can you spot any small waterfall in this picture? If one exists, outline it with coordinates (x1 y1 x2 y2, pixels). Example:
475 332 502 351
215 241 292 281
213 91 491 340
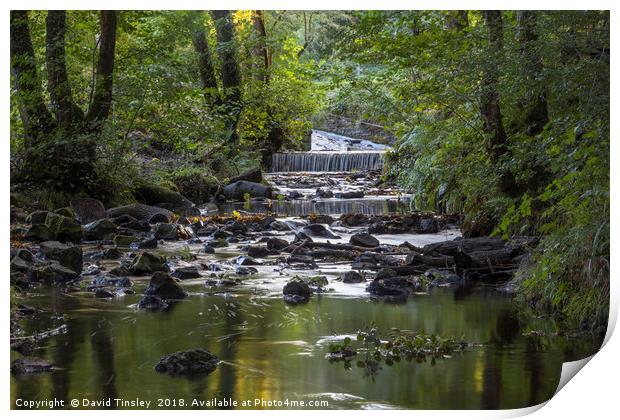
271 151 385 172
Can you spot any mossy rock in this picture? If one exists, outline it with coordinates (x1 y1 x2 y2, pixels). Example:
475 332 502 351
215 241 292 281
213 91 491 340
135 183 194 211
113 234 139 248
130 252 167 274
24 224 54 242
45 213 82 243
26 210 50 226
53 207 76 218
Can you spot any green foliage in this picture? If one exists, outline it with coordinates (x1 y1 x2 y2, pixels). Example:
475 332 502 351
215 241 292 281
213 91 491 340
324 10 609 332
327 326 471 379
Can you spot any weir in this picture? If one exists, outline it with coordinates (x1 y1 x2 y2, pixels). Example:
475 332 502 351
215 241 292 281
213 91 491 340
271 151 385 172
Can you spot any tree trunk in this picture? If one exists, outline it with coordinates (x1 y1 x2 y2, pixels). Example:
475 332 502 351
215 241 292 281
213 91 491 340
480 11 508 161
46 11 84 133
212 10 242 143
87 10 117 126
481 11 518 196
191 12 218 92
517 11 549 136
10 11 55 146
252 10 269 83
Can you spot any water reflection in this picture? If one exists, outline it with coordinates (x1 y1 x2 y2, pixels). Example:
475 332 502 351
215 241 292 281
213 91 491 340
11 284 601 410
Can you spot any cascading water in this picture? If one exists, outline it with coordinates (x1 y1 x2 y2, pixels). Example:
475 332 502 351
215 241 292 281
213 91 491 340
271 151 385 172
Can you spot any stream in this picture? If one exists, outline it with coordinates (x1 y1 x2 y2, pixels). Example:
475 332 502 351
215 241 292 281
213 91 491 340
11 131 601 410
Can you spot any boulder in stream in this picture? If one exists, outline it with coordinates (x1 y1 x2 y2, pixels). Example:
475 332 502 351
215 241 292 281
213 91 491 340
349 232 379 248
342 271 365 284
130 252 167 274
223 181 272 200
11 358 53 375
142 271 187 300
45 213 82 242
154 349 219 376
39 241 83 274
302 224 341 239
283 279 312 304
83 219 118 241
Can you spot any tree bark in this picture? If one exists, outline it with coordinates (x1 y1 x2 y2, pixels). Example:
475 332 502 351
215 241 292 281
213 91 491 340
87 10 118 125
46 11 84 132
481 11 519 195
517 11 549 135
252 10 269 83
10 11 55 145
480 11 508 161
211 10 242 142
191 12 218 92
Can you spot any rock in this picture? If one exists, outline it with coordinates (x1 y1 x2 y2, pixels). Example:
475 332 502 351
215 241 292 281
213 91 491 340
235 266 258 276
45 213 82 242
229 167 262 184
308 214 334 225
223 181 272 200
103 248 123 259
138 295 169 310
70 198 106 224
287 190 303 199
83 219 118 241
268 220 290 231
206 238 228 248
203 245 215 254
335 191 364 199
315 188 334 199
366 277 411 296
11 358 53 375
154 349 219 375
143 271 187 300
350 233 379 248
154 223 179 240
135 183 195 212
212 229 232 239
342 271 364 283
24 224 54 242
14 249 34 263
375 268 398 281
302 224 341 239
39 241 83 274
294 231 313 243
107 204 174 223
417 217 438 234
11 206 28 223
425 269 461 285
26 210 50 225
35 262 78 284
53 207 75 218
130 252 167 274
247 245 270 258
10 254 33 274
282 280 312 304
286 254 317 268
148 213 170 224
95 289 115 298
138 237 158 249
171 266 201 280
266 237 289 251
235 256 261 266
113 234 139 248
